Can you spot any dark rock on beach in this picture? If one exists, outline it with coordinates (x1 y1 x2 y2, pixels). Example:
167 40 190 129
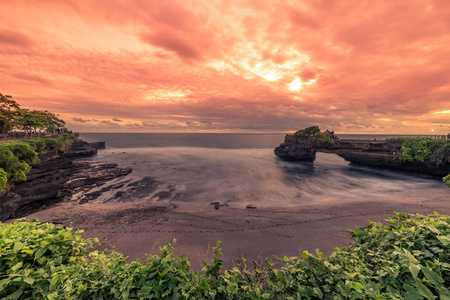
0 140 132 221
274 137 316 162
89 141 106 149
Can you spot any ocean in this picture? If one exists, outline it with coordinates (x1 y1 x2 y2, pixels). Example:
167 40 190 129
79 133 448 210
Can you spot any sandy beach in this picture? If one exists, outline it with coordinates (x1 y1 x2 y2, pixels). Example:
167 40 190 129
20 194 449 270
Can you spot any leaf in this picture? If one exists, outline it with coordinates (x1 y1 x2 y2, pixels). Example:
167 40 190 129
13 241 24 252
21 247 33 255
422 268 444 286
10 288 23 300
35 247 47 259
436 235 450 245
414 280 436 299
11 262 23 271
403 249 418 264
409 264 421 279
438 287 450 300
23 276 34 285
47 292 59 300
427 225 440 234
314 287 324 299
0 278 10 291
351 282 364 292
49 274 59 292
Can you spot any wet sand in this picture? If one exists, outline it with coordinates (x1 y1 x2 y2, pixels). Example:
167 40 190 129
19 195 449 270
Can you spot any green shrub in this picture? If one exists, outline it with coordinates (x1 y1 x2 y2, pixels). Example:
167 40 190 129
385 137 405 144
444 174 450 188
43 136 68 150
0 168 7 189
398 137 433 162
1 213 449 299
43 134 76 151
396 137 450 164
0 149 31 181
0 135 78 190
292 126 335 146
43 137 61 150
2 141 37 161
24 138 46 151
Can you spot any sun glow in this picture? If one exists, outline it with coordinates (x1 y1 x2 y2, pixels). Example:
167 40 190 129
289 78 302 91
257 70 280 81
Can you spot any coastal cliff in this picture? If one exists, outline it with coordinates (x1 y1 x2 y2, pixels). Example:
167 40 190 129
275 136 450 178
0 140 131 221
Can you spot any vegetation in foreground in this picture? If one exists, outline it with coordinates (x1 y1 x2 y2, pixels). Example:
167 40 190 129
0 213 449 299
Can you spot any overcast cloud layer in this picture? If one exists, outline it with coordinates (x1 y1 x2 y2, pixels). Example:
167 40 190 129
1 0 449 133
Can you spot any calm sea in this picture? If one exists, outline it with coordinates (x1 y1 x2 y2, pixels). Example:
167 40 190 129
78 133 448 209
80 133 433 149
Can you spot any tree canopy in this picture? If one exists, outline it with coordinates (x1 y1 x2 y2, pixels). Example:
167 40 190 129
0 93 66 136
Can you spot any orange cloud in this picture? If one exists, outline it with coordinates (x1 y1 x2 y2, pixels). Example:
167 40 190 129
0 0 449 134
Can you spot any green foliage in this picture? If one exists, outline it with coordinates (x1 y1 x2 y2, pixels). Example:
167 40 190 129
1 213 449 299
0 168 7 189
0 142 36 183
0 135 77 190
443 174 450 188
44 135 72 151
385 137 405 144
0 94 20 135
292 125 335 147
396 137 450 164
398 137 433 162
0 148 31 181
294 125 321 137
23 138 46 151
14 109 66 135
0 92 67 136
1 141 37 161
0 221 88 299
432 141 450 165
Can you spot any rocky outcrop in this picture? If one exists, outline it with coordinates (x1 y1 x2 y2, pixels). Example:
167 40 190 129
89 141 106 149
274 135 318 162
0 140 132 221
275 137 450 178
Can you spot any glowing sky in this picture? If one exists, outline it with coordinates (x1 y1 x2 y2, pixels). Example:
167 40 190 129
1 0 449 134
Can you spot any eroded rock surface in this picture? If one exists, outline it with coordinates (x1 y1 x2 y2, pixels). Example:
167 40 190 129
0 140 131 221
274 136 316 162
275 137 450 178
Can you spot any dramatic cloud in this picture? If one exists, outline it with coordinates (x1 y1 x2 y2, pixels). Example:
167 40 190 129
0 0 449 134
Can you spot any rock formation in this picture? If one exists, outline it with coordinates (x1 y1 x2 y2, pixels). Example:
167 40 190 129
274 135 316 162
275 136 450 178
0 140 131 221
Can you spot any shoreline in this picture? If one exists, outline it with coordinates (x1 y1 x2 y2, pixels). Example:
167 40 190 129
17 194 450 270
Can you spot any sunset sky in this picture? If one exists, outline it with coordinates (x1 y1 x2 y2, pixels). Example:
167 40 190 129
1 0 449 134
